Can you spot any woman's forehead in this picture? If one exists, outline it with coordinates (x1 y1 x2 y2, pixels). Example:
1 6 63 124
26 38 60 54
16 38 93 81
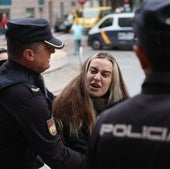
90 58 112 66
89 58 113 71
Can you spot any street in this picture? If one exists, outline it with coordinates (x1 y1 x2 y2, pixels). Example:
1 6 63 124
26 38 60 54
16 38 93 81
50 32 145 97
0 32 145 97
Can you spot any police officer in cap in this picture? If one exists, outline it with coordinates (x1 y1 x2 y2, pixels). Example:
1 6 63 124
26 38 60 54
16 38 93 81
0 18 84 169
86 0 170 169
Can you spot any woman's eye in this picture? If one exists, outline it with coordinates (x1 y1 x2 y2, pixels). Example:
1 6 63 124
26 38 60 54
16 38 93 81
102 73 111 78
89 68 97 74
90 70 97 74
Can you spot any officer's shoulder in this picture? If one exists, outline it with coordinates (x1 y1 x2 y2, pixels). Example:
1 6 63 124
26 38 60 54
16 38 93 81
107 98 128 110
6 82 41 96
25 83 41 94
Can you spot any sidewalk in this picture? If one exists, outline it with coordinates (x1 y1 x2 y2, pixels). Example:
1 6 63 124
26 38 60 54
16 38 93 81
0 35 6 48
42 40 80 95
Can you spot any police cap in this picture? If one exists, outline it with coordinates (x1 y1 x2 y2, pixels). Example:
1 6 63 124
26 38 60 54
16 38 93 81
133 0 170 43
6 18 64 49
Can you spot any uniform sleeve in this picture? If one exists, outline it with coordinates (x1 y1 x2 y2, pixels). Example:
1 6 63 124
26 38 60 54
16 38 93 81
3 84 85 169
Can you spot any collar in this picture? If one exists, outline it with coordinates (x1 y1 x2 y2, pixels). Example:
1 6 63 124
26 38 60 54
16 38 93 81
3 59 40 76
0 59 40 90
142 72 170 94
92 98 108 116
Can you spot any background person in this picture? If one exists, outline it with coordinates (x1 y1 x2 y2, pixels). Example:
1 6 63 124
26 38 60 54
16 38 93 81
70 20 83 55
0 18 84 169
52 52 129 154
0 13 7 35
85 1 170 169
1 13 7 28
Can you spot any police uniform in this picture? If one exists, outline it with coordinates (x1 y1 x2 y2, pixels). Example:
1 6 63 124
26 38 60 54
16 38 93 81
86 73 170 169
0 18 84 169
86 1 170 169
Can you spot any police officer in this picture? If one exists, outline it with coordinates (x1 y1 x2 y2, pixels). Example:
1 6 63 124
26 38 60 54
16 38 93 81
86 0 170 169
0 18 84 169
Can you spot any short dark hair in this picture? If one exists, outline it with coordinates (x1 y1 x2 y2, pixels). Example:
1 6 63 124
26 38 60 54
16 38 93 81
7 42 42 60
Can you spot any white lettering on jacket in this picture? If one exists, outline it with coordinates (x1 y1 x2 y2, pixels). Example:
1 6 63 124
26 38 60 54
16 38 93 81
100 124 170 142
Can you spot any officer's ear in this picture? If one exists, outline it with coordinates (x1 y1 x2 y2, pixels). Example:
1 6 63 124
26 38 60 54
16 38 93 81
133 45 151 75
23 49 34 61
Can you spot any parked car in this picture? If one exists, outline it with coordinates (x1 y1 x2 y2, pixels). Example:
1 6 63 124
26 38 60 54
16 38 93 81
88 12 135 50
54 14 73 33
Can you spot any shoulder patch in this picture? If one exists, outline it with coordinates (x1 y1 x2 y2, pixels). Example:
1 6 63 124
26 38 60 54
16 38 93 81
30 86 40 92
47 117 57 136
25 84 41 94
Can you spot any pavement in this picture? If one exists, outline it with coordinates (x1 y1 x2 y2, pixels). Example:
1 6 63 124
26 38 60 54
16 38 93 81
0 34 80 96
42 48 80 95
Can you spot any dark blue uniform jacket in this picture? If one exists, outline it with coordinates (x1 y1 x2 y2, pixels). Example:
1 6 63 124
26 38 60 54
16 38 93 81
0 60 84 169
86 72 170 169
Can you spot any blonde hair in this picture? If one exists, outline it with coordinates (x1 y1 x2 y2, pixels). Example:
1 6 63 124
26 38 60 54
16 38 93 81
83 52 129 103
52 52 129 137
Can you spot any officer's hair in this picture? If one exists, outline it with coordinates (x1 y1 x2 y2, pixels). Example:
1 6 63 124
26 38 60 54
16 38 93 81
137 36 170 72
7 42 41 60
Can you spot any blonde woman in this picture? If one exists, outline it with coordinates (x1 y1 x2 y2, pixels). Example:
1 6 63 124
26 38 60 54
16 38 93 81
52 52 129 154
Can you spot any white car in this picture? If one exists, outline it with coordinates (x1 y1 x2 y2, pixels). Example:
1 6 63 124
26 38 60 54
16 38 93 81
88 12 135 50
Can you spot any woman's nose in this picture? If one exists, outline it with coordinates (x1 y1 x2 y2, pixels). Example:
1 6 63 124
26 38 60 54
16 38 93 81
94 73 101 80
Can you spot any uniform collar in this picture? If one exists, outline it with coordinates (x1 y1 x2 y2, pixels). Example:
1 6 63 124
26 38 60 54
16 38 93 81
142 72 170 94
5 59 40 77
0 59 40 90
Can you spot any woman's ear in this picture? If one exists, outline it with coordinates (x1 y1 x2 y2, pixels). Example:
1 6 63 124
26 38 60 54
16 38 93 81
133 45 151 74
23 49 34 61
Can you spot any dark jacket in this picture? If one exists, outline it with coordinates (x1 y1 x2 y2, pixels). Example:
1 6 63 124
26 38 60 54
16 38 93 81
86 72 170 169
57 98 110 155
0 60 84 169
62 124 89 155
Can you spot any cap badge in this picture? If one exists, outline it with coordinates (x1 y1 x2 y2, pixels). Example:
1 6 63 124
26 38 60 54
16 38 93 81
165 18 170 25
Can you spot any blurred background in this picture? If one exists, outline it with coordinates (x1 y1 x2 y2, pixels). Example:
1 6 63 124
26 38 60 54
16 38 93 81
0 0 144 34
0 0 145 98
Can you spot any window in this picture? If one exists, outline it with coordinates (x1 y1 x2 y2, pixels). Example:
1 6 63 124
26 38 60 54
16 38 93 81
0 0 11 5
118 17 133 27
39 0 44 5
26 8 35 18
99 18 113 29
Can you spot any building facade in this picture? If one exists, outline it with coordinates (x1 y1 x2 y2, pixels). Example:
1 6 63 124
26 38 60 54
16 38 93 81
0 0 100 30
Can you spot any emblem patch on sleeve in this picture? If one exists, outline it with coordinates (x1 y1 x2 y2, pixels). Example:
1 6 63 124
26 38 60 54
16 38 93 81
47 118 57 136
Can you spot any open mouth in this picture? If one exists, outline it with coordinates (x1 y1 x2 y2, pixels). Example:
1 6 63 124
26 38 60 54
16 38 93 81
90 83 101 88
